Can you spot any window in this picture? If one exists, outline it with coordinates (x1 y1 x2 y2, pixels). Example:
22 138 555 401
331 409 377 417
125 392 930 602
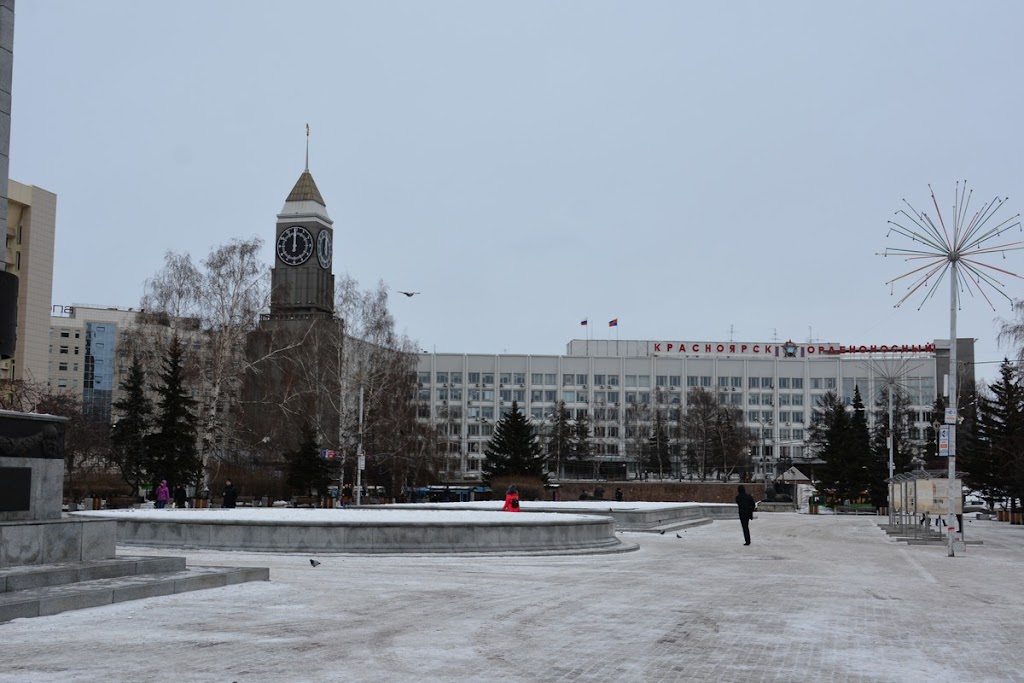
688 376 699 387
450 372 462 385
468 389 480 401
625 392 637 404
499 373 511 384
593 391 605 403
575 409 587 420
669 376 681 387
825 378 836 389
563 374 574 386
482 407 494 418
531 390 543 402
58 362 68 371
811 378 823 390
761 377 773 388
482 390 494 401
436 372 448 384
638 375 650 388
545 373 557 385
625 375 637 387
563 390 576 402
718 376 729 388
749 377 760 389
748 411 759 422
791 378 803 389
60 331 69 338
450 389 462 401
748 394 760 405
607 375 619 386
481 425 494 436
57 379 67 388
792 412 804 423
701 376 712 387
778 411 790 423
531 407 544 419
778 377 790 389
656 375 668 387
778 394 791 406
639 392 650 404
468 372 480 384
544 390 557 402
762 411 773 422
513 373 525 384
499 390 511 401
577 374 588 385
594 374 606 385
449 405 462 418
59 346 69 354
436 388 448 400
481 373 494 385
531 373 543 384
607 426 619 438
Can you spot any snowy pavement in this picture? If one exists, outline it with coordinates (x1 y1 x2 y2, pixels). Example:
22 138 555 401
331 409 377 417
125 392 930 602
3 512 1023 682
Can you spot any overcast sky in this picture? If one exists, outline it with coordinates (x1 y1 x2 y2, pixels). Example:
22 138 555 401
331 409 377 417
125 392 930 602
11 1 1024 383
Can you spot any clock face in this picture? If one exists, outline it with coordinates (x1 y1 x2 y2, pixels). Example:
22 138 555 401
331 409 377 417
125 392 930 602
277 226 314 266
316 229 333 270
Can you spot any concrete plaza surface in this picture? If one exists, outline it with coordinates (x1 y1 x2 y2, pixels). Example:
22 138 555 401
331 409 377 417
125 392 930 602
2 512 1023 683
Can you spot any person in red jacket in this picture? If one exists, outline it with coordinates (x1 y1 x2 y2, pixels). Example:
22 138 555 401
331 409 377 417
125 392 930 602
501 484 521 512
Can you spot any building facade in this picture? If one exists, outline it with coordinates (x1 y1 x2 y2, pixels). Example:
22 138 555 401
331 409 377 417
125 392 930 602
48 305 140 423
3 179 57 383
416 337 974 480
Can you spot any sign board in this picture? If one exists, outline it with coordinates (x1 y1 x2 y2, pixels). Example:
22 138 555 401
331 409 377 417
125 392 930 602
319 449 336 459
939 425 950 457
358 454 365 470
944 408 957 425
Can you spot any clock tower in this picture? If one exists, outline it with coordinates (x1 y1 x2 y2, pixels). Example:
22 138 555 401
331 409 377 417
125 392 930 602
268 166 335 319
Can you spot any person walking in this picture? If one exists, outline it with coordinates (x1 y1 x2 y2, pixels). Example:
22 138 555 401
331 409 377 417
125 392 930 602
155 480 171 509
736 485 756 546
614 488 623 503
173 484 187 508
222 479 238 508
501 484 521 512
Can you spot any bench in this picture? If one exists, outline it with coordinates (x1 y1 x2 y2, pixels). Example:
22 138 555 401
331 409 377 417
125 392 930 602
236 496 256 507
290 496 319 508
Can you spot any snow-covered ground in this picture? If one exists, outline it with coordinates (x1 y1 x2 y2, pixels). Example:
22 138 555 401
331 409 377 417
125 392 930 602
71 506 605 524
4 513 1023 682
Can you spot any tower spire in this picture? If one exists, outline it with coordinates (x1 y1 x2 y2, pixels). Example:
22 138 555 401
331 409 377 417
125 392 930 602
305 123 310 171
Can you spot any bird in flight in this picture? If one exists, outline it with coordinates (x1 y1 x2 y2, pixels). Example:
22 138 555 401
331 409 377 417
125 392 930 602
309 559 321 567
397 291 420 297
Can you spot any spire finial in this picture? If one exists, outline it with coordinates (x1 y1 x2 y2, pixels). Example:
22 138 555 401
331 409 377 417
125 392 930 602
305 123 310 171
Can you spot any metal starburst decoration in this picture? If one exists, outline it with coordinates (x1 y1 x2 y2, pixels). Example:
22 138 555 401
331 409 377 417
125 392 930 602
881 181 1023 309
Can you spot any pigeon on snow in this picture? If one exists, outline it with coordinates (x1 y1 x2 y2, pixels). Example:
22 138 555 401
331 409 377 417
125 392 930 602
309 559 321 567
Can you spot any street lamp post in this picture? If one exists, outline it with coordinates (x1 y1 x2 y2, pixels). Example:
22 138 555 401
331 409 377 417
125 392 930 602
882 181 1022 556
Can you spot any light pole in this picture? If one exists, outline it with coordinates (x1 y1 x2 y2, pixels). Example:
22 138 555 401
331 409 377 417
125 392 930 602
883 182 1022 556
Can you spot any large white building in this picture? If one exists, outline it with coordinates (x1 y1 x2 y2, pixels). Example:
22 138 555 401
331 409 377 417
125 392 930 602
417 337 974 480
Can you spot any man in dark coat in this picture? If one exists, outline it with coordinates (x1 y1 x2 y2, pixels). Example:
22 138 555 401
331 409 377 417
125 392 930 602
222 479 238 508
736 485 756 546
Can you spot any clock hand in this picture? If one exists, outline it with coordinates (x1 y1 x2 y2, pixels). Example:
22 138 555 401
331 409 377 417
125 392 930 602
291 231 297 251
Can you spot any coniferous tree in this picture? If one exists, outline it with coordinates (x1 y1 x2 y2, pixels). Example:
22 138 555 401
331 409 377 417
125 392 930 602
483 400 546 481
966 361 1024 506
572 411 593 476
109 356 154 495
810 390 852 505
868 387 916 507
847 386 875 501
646 409 670 478
145 336 203 490
286 422 329 496
545 401 573 478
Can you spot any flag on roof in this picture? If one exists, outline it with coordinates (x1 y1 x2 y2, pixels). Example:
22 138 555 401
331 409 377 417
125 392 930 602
580 319 588 326
609 318 618 327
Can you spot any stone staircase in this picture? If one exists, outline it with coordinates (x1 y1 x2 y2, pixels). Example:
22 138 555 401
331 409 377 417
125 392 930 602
0 555 268 623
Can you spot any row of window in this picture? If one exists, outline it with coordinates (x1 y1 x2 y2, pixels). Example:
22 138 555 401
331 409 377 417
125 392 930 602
421 371 835 390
